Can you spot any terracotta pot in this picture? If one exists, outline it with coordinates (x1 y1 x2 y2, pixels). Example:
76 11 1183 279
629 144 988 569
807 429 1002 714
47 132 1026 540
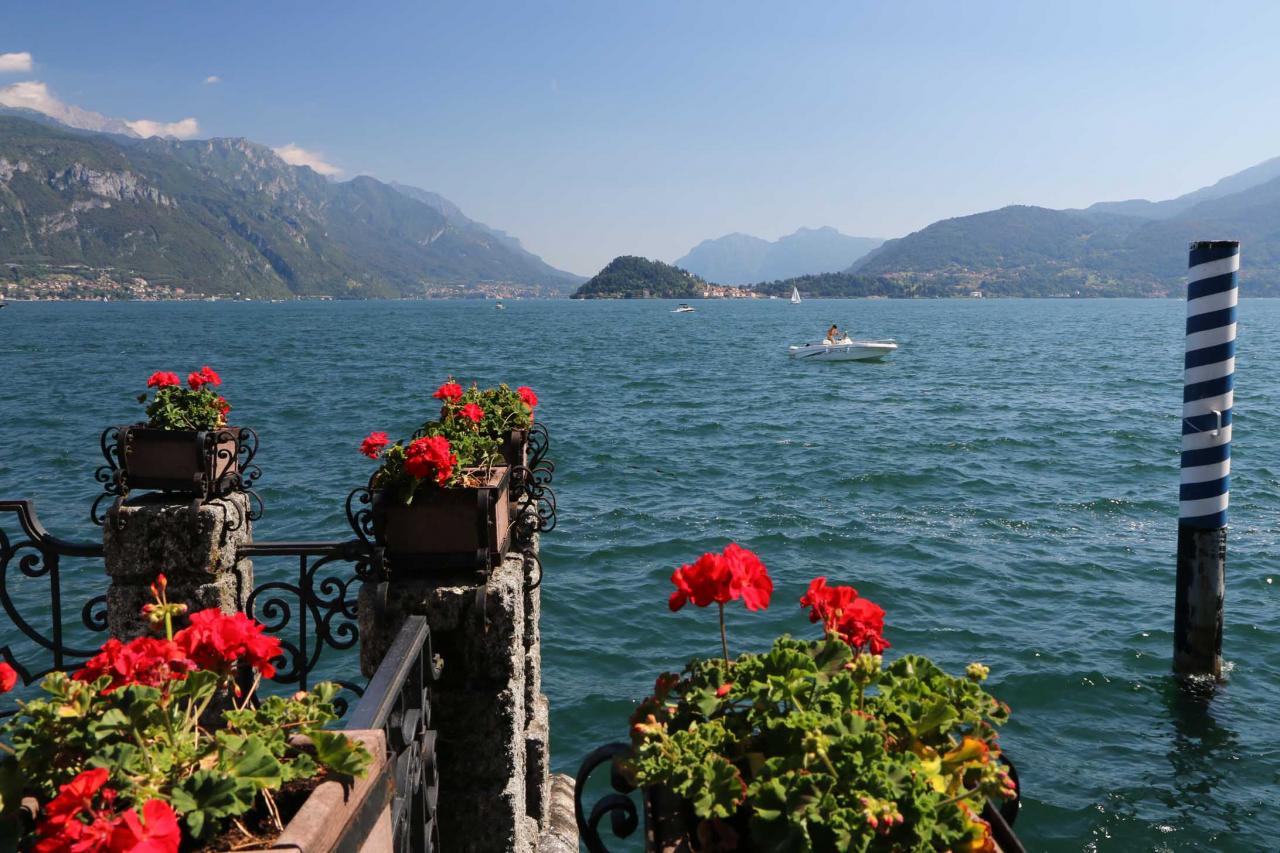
119 425 239 497
241 729 392 853
374 465 511 569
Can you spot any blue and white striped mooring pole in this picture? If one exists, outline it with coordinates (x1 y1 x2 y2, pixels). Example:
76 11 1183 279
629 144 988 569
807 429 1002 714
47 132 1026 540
1175 240 1239 678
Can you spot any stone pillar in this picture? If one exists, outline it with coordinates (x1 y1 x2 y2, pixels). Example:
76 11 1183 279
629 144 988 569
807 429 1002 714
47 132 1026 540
359 536 549 853
103 493 253 639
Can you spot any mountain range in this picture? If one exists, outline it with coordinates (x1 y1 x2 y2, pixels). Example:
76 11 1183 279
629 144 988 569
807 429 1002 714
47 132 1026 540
0 111 581 297
675 226 881 285
844 157 1280 297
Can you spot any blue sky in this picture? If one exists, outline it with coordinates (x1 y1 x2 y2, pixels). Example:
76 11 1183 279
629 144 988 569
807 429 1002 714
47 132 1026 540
4 1 1280 275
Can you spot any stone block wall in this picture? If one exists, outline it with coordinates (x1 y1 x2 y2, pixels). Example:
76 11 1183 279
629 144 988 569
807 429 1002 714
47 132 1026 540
358 537 551 853
103 493 252 638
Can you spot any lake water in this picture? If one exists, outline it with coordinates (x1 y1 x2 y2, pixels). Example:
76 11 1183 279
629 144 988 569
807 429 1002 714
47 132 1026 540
1 297 1277 851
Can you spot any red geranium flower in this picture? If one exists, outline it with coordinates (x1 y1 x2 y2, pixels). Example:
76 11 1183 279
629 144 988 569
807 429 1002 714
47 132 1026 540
458 403 484 423
800 577 890 654
186 365 220 390
73 637 193 694
41 768 109 825
517 386 538 408
403 435 456 486
216 396 231 417
359 431 389 459
145 372 180 389
0 661 16 692
669 552 731 611
432 381 464 404
668 544 771 613
723 543 772 612
175 608 283 679
108 800 181 853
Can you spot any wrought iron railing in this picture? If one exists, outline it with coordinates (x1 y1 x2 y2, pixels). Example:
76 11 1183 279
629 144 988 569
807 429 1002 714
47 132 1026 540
0 500 106 701
0 424 556 717
347 614 442 853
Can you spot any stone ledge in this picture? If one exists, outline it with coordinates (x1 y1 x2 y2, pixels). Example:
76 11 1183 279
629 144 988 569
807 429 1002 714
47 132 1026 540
535 774 578 853
104 492 250 580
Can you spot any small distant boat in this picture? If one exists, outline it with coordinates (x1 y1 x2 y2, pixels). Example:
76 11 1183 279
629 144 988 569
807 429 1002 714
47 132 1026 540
673 304 695 313
790 287 801 305
788 338 897 362
495 301 505 310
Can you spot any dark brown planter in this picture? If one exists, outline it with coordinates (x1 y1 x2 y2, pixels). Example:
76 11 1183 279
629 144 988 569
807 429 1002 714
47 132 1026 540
499 428 528 470
242 730 391 853
118 424 239 498
374 465 511 570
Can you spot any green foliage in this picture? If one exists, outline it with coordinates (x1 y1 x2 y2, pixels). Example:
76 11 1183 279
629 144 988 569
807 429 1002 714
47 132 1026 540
372 418 501 503
143 385 228 430
572 255 710 299
1 672 370 845
458 384 534 436
625 637 1013 852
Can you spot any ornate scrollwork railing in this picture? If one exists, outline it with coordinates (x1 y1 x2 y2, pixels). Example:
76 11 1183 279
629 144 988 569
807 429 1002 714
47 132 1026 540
347 614 442 853
574 742 640 853
241 539 377 715
0 501 107 708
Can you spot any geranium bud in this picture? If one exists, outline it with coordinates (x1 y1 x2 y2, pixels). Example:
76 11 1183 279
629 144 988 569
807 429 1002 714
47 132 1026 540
716 683 732 697
966 662 990 682
292 691 308 701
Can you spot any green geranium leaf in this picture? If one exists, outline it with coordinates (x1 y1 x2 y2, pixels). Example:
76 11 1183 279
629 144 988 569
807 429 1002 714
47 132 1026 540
170 770 256 841
217 733 283 790
311 730 373 779
690 755 745 818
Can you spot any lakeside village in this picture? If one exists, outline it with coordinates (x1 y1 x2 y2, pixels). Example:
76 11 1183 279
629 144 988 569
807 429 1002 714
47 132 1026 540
2 269 549 302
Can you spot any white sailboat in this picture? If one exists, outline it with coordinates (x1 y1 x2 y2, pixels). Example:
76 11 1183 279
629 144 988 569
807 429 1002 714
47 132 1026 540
790 287 801 304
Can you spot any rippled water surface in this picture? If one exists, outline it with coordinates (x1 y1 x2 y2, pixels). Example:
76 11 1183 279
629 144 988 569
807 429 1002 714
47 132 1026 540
1 298 1278 851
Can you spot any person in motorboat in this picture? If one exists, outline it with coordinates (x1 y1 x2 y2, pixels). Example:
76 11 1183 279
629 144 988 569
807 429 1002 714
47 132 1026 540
824 324 840 345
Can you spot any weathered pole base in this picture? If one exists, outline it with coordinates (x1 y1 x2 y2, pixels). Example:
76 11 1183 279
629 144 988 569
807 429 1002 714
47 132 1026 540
1173 525 1225 679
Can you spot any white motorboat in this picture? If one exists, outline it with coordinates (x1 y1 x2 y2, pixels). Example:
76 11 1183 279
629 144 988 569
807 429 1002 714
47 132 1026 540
790 287 801 304
495 301 505 309
788 337 898 362
673 303 695 313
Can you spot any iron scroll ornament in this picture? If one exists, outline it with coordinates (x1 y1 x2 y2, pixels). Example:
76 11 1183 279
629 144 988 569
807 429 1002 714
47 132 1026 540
241 540 374 715
92 424 263 526
0 501 107 706
574 742 640 853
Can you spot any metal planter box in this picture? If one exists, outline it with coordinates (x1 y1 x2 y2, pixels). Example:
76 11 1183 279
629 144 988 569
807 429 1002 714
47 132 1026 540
118 424 241 498
373 465 511 571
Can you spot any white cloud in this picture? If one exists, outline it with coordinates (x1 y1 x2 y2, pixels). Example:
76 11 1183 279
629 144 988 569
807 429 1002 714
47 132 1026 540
272 143 342 176
125 117 200 138
204 75 221 85
0 52 33 73
0 80 200 139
